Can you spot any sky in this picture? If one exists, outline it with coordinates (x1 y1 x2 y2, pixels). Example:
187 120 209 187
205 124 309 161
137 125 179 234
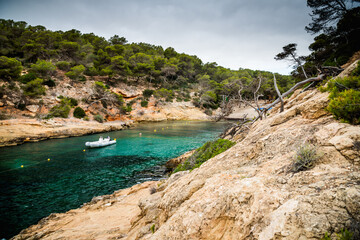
0 0 315 75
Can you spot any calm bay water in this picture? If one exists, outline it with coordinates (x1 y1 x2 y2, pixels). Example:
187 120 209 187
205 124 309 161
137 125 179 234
0 121 230 239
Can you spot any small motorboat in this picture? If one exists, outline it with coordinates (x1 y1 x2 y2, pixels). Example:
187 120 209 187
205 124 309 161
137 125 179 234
85 136 116 148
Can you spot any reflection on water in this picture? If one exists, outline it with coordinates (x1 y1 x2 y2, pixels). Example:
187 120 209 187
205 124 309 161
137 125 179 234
0 121 230 239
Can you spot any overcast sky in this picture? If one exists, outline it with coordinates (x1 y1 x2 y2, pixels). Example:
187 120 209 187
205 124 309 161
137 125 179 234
0 0 315 74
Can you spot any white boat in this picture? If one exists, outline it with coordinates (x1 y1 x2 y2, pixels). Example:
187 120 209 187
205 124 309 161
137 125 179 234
85 136 116 148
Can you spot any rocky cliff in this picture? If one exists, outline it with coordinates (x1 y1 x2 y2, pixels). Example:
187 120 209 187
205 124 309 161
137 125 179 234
12 82 360 239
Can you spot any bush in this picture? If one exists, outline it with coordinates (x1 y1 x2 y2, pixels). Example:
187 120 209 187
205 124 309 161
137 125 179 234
154 88 174 100
351 61 360 76
0 56 22 81
173 139 235 173
56 61 71 71
321 229 353 240
19 72 37 83
43 78 56 87
141 100 148 107
84 66 98 76
95 81 109 90
94 114 103 123
328 89 360 124
23 78 46 97
30 60 56 78
68 97 78 107
73 106 86 118
290 143 320 173
65 64 85 80
48 99 71 118
322 76 360 125
143 89 154 99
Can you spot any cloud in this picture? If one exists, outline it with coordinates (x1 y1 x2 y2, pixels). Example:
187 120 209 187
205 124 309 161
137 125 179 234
0 0 314 74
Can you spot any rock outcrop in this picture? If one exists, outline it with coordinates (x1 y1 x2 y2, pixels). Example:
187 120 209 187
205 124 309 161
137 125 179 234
0 118 131 147
12 90 360 239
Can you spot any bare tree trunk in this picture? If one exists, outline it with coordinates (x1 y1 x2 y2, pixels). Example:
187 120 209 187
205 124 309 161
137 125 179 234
263 74 325 112
273 74 284 112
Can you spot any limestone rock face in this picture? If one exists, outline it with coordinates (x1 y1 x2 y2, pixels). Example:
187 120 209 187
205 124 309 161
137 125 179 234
12 88 360 240
0 118 131 147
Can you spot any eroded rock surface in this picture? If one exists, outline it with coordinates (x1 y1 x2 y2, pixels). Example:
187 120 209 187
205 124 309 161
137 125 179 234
12 88 360 240
0 118 131 147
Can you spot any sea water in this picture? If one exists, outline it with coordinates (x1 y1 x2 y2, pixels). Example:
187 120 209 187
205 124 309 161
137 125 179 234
0 121 230 238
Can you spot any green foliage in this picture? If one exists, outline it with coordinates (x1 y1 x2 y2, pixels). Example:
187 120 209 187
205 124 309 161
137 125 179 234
321 229 354 240
154 88 174 100
141 100 148 107
93 114 103 123
150 224 155 234
0 56 22 81
56 61 71 71
73 106 86 118
201 90 218 109
43 78 56 87
68 97 78 107
19 72 37 83
351 61 360 76
94 81 109 90
322 76 360 125
143 89 154 99
173 139 235 173
65 65 85 80
22 78 46 97
30 60 56 77
0 19 295 104
328 89 360 125
291 143 320 173
48 99 71 118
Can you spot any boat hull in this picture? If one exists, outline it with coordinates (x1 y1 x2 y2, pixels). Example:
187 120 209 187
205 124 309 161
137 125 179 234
85 140 116 148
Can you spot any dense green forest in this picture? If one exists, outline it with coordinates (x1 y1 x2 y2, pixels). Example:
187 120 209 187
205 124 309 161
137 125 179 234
0 18 294 112
0 0 359 115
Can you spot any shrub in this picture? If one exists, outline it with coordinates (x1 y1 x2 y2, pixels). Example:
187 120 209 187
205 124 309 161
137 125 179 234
73 107 86 118
56 61 71 71
351 61 360 76
143 89 154 99
322 76 360 125
84 66 98 76
30 60 56 78
68 97 78 107
48 99 71 118
141 100 148 107
173 139 235 173
43 78 56 87
65 64 85 80
19 72 37 83
290 143 320 173
95 81 109 90
154 88 174 100
328 89 360 124
201 90 218 109
23 78 46 97
321 229 353 240
0 56 22 81
94 114 103 123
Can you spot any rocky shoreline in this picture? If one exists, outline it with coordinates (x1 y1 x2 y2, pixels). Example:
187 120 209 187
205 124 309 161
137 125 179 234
11 87 360 240
0 118 132 147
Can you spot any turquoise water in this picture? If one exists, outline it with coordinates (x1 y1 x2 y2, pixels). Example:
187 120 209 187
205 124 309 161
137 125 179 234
0 121 230 239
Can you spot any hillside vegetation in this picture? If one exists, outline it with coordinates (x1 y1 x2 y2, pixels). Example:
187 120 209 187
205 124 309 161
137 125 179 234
0 19 293 121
